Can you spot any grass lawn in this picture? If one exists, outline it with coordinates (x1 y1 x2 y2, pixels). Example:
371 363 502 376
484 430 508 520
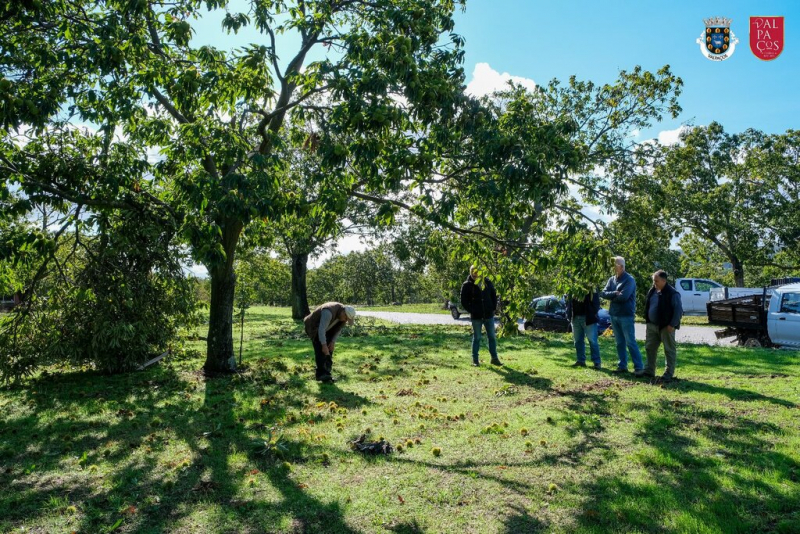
356 303 450 314
1 306 799 533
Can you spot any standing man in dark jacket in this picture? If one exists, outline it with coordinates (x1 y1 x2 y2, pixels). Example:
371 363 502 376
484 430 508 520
601 256 645 376
303 302 356 383
642 270 683 383
460 265 501 367
566 291 602 369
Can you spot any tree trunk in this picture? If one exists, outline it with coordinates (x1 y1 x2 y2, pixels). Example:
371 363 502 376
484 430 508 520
731 257 745 287
204 222 242 373
291 252 311 321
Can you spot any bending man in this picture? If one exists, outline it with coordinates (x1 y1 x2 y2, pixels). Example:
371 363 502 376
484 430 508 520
304 302 356 383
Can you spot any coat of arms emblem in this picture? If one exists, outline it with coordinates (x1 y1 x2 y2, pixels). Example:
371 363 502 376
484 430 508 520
696 17 739 61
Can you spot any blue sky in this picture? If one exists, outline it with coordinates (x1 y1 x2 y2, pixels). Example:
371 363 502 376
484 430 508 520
454 1 798 139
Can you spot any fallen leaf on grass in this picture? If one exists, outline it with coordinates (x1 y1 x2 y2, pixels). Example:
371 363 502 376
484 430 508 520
398 495 405 504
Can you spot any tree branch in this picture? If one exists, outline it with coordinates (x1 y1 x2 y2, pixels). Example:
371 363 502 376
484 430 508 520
349 190 537 249
151 87 190 124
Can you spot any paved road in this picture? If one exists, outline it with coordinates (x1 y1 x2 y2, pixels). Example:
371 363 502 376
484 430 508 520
358 311 727 346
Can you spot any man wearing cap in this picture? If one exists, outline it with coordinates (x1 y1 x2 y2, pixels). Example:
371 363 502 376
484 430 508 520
304 302 356 383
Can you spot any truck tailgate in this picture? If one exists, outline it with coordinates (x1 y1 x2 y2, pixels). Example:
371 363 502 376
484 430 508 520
707 294 765 328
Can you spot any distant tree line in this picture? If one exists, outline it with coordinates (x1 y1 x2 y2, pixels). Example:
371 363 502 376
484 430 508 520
219 244 444 309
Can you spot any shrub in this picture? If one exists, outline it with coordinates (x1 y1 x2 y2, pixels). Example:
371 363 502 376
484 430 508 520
0 209 199 380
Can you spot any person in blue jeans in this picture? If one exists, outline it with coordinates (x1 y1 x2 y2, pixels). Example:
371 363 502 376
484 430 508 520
460 265 502 367
566 291 602 369
601 256 645 375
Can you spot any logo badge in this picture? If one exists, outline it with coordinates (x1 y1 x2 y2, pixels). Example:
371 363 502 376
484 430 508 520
696 17 739 61
750 17 784 60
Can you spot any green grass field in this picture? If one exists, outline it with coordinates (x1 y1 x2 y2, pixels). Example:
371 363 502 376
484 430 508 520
1 306 798 533
357 303 451 314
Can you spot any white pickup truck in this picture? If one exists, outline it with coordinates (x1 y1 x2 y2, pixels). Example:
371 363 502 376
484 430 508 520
674 278 724 315
707 282 800 348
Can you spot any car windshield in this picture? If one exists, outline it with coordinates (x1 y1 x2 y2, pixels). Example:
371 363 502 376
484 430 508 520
695 280 720 292
547 299 564 313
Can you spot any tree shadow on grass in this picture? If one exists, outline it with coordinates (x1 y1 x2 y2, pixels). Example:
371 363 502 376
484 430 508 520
0 361 368 534
91 372 362 533
486 365 553 391
678 342 800 375
579 368 797 408
315 382 371 409
574 398 800 533
0 365 203 532
500 504 548 533
659 377 797 407
386 518 426 533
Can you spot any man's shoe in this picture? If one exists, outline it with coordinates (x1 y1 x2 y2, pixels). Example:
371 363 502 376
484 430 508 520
571 361 587 368
593 364 602 370
611 368 629 374
634 370 648 377
472 361 480 367
639 371 655 378
658 375 673 384
490 359 503 366
317 375 334 383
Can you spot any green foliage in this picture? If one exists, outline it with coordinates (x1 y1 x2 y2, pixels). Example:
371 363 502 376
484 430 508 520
603 208 683 313
235 250 292 307
1 0 686 371
1 0 472 371
404 66 684 332
0 209 199 381
624 123 800 287
307 245 440 306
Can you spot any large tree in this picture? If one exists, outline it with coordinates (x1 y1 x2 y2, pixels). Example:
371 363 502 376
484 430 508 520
2 0 469 373
266 131 382 320
406 69 684 330
3 0 685 371
638 123 799 287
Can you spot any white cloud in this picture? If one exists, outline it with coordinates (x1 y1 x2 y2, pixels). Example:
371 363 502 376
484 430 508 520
146 145 165 163
465 63 537 98
184 262 209 279
657 125 691 146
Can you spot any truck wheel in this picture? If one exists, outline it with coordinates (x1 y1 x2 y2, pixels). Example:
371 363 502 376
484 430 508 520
743 337 762 348
524 321 534 331
450 307 460 320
